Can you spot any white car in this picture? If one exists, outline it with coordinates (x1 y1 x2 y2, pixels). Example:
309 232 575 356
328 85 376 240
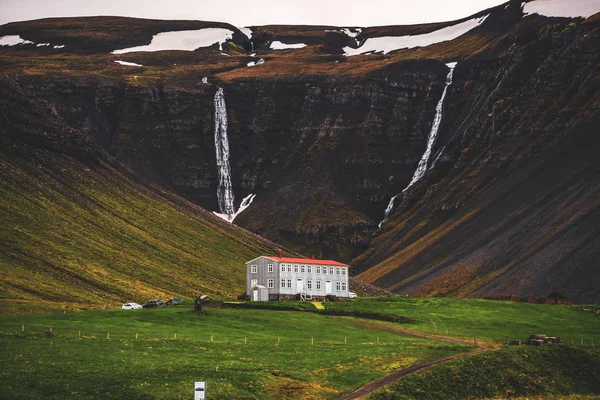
122 302 143 310
348 292 357 299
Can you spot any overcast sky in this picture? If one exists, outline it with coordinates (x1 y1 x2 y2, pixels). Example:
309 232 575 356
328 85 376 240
0 0 508 27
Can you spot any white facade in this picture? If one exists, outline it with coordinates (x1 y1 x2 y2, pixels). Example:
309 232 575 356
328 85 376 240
245 256 350 300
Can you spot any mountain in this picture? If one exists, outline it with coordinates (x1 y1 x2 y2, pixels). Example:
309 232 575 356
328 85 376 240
1 0 598 302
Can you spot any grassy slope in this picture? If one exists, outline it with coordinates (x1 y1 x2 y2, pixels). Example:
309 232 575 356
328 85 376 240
0 76 281 313
0 307 466 399
371 346 600 400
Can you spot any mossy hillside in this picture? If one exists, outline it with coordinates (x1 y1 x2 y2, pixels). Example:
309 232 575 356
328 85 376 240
370 346 600 400
0 77 281 313
0 307 467 400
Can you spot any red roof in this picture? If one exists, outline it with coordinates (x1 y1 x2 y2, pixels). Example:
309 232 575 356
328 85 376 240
263 256 348 267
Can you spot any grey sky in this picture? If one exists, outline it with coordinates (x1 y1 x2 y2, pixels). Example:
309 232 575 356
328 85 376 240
0 0 508 27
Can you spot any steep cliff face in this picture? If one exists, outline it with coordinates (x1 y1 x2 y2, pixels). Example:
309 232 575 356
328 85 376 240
12 61 448 260
355 15 600 303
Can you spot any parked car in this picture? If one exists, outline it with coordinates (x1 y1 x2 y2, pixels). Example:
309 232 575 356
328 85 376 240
143 299 160 308
166 297 182 306
348 292 357 299
122 302 143 310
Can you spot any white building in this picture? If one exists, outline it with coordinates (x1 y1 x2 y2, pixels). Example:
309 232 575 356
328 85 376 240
245 255 350 301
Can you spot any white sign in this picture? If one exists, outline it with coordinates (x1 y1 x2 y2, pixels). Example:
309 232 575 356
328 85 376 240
194 381 206 400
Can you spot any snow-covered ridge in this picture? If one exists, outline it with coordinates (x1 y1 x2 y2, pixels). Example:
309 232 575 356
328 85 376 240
270 41 307 50
0 35 64 49
522 0 600 19
112 28 234 54
344 15 488 56
114 60 143 67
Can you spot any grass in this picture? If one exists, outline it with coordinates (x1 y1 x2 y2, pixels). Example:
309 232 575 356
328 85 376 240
370 346 600 400
0 307 467 399
320 297 600 342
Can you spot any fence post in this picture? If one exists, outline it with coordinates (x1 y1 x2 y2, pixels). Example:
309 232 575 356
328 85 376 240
311 337 314 345
50 327 52 333
211 335 213 342
344 337 347 344
136 332 139 340
174 333 177 340
21 324 24 332
244 337 247 345
78 330 81 338
107 332 110 340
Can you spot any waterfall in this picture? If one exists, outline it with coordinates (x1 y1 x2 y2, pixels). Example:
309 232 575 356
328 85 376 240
378 62 457 228
378 195 398 228
213 87 236 215
404 61 457 191
212 87 255 223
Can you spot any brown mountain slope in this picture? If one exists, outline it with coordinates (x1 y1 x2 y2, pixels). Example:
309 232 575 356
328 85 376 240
354 14 600 303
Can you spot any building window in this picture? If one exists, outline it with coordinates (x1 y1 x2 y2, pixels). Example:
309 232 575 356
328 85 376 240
329 267 334 275
307 266 312 273
316 280 321 290
323 267 327 275
251 265 257 274
287 265 292 272
316 266 321 274
251 279 257 288
268 278 274 288
342 282 347 291
336 282 341 291
281 279 286 288
268 264 274 272
287 279 292 288
300 265 305 273
307 280 312 290
281 264 286 272
294 265 298 273
342 268 346 275
336 267 341 275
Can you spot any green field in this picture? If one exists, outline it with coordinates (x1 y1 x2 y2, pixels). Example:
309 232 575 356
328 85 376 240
0 306 467 400
319 297 600 343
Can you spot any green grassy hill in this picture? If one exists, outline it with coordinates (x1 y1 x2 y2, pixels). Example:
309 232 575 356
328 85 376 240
0 75 281 313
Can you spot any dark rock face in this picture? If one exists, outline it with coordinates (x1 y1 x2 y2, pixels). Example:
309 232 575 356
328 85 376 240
14 60 447 261
355 18 600 303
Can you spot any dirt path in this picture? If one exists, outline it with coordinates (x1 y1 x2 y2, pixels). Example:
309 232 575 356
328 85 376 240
336 319 494 400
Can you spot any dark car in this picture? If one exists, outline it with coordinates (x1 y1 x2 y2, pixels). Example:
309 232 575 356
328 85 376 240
166 297 182 306
142 299 160 308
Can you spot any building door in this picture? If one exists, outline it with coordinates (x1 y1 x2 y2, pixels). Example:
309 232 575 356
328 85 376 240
253 289 258 301
296 279 303 293
325 281 332 295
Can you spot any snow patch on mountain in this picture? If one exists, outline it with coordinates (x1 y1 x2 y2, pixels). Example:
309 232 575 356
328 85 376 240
344 15 488 56
0 35 34 46
114 60 144 67
239 27 253 39
247 58 265 67
522 0 600 19
112 28 233 54
270 41 307 50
